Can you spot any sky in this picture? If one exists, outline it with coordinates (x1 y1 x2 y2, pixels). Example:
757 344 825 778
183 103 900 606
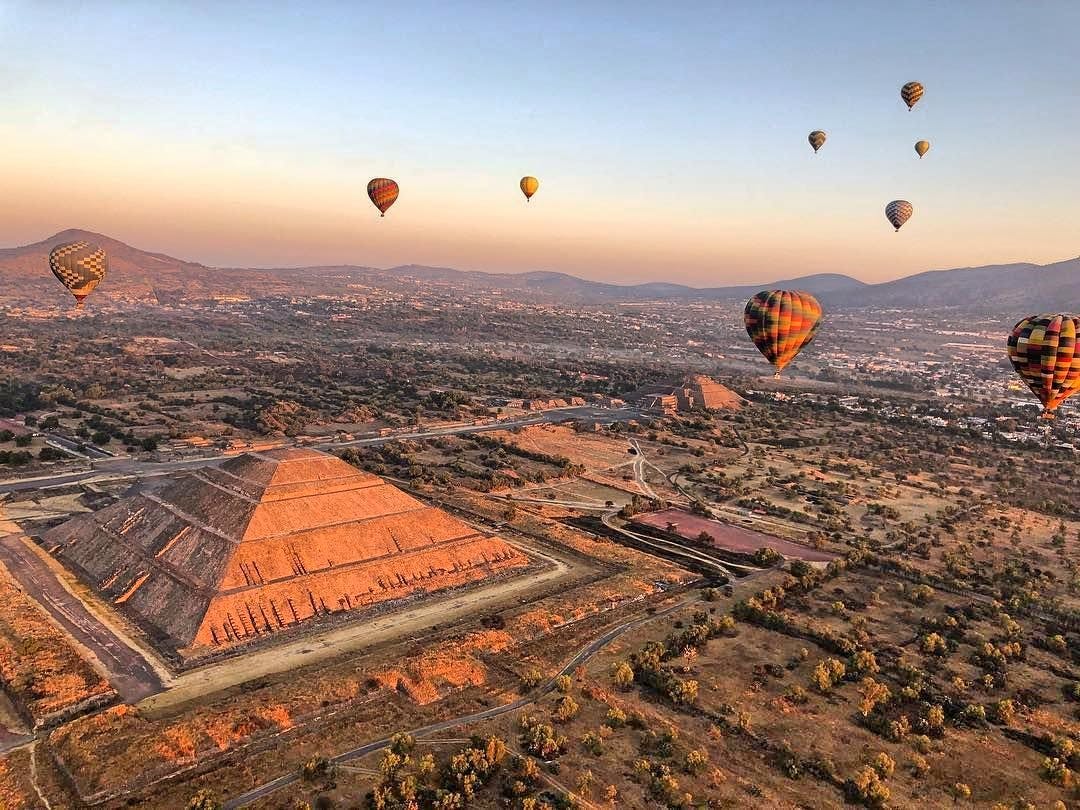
0 1 1078 286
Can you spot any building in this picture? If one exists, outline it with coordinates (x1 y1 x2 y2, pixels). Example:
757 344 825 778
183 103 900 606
44 448 528 658
633 374 745 414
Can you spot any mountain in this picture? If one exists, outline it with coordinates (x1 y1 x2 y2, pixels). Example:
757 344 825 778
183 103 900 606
824 258 1080 310
0 229 1076 311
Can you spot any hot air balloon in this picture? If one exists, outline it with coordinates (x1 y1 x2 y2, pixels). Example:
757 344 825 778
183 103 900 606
744 290 823 377
901 81 924 110
885 200 913 231
367 178 399 217
808 131 827 153
1006 314 1080 418
49 241 108 309
520 176 540 201
915 140 930 158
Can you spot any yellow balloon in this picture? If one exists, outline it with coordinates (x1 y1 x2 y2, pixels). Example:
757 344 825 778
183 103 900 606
520 176 539 201
915 140 930 158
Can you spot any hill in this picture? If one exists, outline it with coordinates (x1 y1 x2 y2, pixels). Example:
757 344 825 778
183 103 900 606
1 229 1076 310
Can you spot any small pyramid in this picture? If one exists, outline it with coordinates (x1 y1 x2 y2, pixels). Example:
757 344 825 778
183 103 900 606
45 448 527 655
679 374 745 411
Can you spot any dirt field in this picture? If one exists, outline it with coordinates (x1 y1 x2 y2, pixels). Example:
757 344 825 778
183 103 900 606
634 508 837 562
0 548 116 726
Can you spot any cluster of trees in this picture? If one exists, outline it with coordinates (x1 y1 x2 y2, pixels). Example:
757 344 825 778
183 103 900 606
367 733 510 809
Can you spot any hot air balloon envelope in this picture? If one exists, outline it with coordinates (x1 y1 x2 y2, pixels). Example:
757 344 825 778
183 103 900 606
520 176 540 201
744 290 823 374
49 241 108 309
885 200 913 231
367 178 399 216
808 131 827 153
1006 314 1080 417
915 140 930 158
901 81 924 110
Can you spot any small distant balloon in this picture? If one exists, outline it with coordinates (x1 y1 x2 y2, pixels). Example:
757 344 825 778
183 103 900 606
808 131 827 154
885 200 913 231
901 81 924 110
1006 314 1080 418
49 241 108 309
744 290 823 376
520 176 540 201
915 140 930 158
367 178 399 217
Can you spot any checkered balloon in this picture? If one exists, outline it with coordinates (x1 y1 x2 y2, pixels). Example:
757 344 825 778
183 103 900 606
49 241 108 308
1007 314 1080 417
885 200 913 231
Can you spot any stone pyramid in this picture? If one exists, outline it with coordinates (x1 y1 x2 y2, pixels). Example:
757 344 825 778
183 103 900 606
44 448 527 655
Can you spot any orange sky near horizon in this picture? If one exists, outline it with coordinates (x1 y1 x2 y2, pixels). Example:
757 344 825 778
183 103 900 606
3 132 1076 287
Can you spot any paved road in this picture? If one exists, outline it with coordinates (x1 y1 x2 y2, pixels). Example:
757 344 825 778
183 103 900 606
0 535 164 703
223 594 695 808
0 726 33 754
0 407 650 495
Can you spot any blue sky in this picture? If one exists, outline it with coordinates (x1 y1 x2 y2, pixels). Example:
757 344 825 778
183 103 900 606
0 1 1077 284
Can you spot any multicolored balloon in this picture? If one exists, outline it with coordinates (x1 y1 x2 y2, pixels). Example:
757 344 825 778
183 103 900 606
1007 314 1080 418
901 81 924 110
885 200 913 231
367 178 399 217
915 140 930 158
520 176 540 201
808 131 827 153
744 290 823 376
49 241 108 309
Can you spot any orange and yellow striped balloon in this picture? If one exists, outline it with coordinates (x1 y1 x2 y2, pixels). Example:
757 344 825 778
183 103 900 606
520 176 539 201
367 178 399 217
744 290 823 375
1006 314 1080 418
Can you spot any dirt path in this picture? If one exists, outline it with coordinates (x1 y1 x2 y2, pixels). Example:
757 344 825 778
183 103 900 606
140 540 576 715
0 535 164 703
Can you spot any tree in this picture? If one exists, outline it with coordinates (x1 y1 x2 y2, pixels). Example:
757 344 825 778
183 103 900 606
604 784 618 807
91 430 111 446
847 766 889 808
555 696 579 722
554 674 572 693
141 436 159 452
684 749 709 775
186 790 222 810
952 782 971 802
871 752 895 779
858 678 892 718
520 668 544 690
38 446 65 462
612 662 634 690
991 698 1015 725
14 434 31 447
576 769 594 798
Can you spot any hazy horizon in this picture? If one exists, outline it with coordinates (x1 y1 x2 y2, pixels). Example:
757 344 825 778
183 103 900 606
1 2 1078 285
7 225 1080 290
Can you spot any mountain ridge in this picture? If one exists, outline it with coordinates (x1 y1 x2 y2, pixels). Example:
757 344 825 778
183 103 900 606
1 229 1077 310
